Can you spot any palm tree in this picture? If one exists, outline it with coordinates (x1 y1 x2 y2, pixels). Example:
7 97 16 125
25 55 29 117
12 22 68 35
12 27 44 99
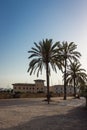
27 39 62 104
57 41 81 100
66 61 87 98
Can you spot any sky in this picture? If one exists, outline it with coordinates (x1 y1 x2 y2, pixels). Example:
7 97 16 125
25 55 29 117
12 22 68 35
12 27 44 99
0 0 87 88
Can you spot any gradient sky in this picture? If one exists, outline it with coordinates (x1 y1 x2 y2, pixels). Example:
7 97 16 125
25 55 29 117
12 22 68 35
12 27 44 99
0 0 87 88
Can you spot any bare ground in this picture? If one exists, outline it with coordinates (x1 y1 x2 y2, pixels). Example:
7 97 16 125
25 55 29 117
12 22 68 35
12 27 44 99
0 97 87 130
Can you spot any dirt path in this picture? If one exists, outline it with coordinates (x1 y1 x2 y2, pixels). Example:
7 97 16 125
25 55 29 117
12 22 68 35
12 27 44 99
0 97 87 130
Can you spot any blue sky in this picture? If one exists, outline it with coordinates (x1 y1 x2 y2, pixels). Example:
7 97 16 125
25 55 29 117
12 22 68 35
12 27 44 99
0 0 87 88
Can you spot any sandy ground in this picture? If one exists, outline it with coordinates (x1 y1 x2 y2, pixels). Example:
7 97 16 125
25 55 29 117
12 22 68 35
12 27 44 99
0 97 87 130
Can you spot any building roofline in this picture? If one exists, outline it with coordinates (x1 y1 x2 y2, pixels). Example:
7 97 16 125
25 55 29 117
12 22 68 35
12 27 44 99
34 79 45 82
12 83 35 86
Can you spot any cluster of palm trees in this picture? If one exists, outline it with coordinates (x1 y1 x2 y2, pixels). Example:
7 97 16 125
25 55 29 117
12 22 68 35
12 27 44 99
27 39 87 104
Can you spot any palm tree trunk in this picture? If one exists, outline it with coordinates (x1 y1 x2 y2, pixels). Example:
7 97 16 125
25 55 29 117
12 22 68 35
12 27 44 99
74 77 76 98
64 58 67 100
86 97 87 108
46 62 50 104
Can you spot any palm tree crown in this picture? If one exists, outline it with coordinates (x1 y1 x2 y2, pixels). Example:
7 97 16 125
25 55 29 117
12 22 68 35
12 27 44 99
57 41 81 61
28 39 61 75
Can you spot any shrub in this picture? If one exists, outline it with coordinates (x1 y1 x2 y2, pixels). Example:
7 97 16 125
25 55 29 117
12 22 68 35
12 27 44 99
0 92 13 99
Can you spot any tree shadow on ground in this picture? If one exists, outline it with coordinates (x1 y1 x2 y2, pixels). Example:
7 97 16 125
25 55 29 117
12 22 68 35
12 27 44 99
1 106 87 130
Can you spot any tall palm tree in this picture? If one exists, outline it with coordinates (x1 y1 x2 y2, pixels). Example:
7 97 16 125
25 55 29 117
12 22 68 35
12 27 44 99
66 61 87 97
27 39 62 104
57 41 81 100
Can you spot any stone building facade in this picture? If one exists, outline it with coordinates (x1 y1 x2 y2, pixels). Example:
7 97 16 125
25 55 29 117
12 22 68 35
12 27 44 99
12 79 74 95
51 85 74 95
13 79 45 93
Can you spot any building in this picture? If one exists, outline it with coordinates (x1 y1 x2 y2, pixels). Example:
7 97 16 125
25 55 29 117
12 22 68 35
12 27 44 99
13 79 45 93
12 79 74 95
51 85 74 95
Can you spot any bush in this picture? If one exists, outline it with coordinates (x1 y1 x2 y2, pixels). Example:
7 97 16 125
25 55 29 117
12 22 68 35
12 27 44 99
0 92 13 99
